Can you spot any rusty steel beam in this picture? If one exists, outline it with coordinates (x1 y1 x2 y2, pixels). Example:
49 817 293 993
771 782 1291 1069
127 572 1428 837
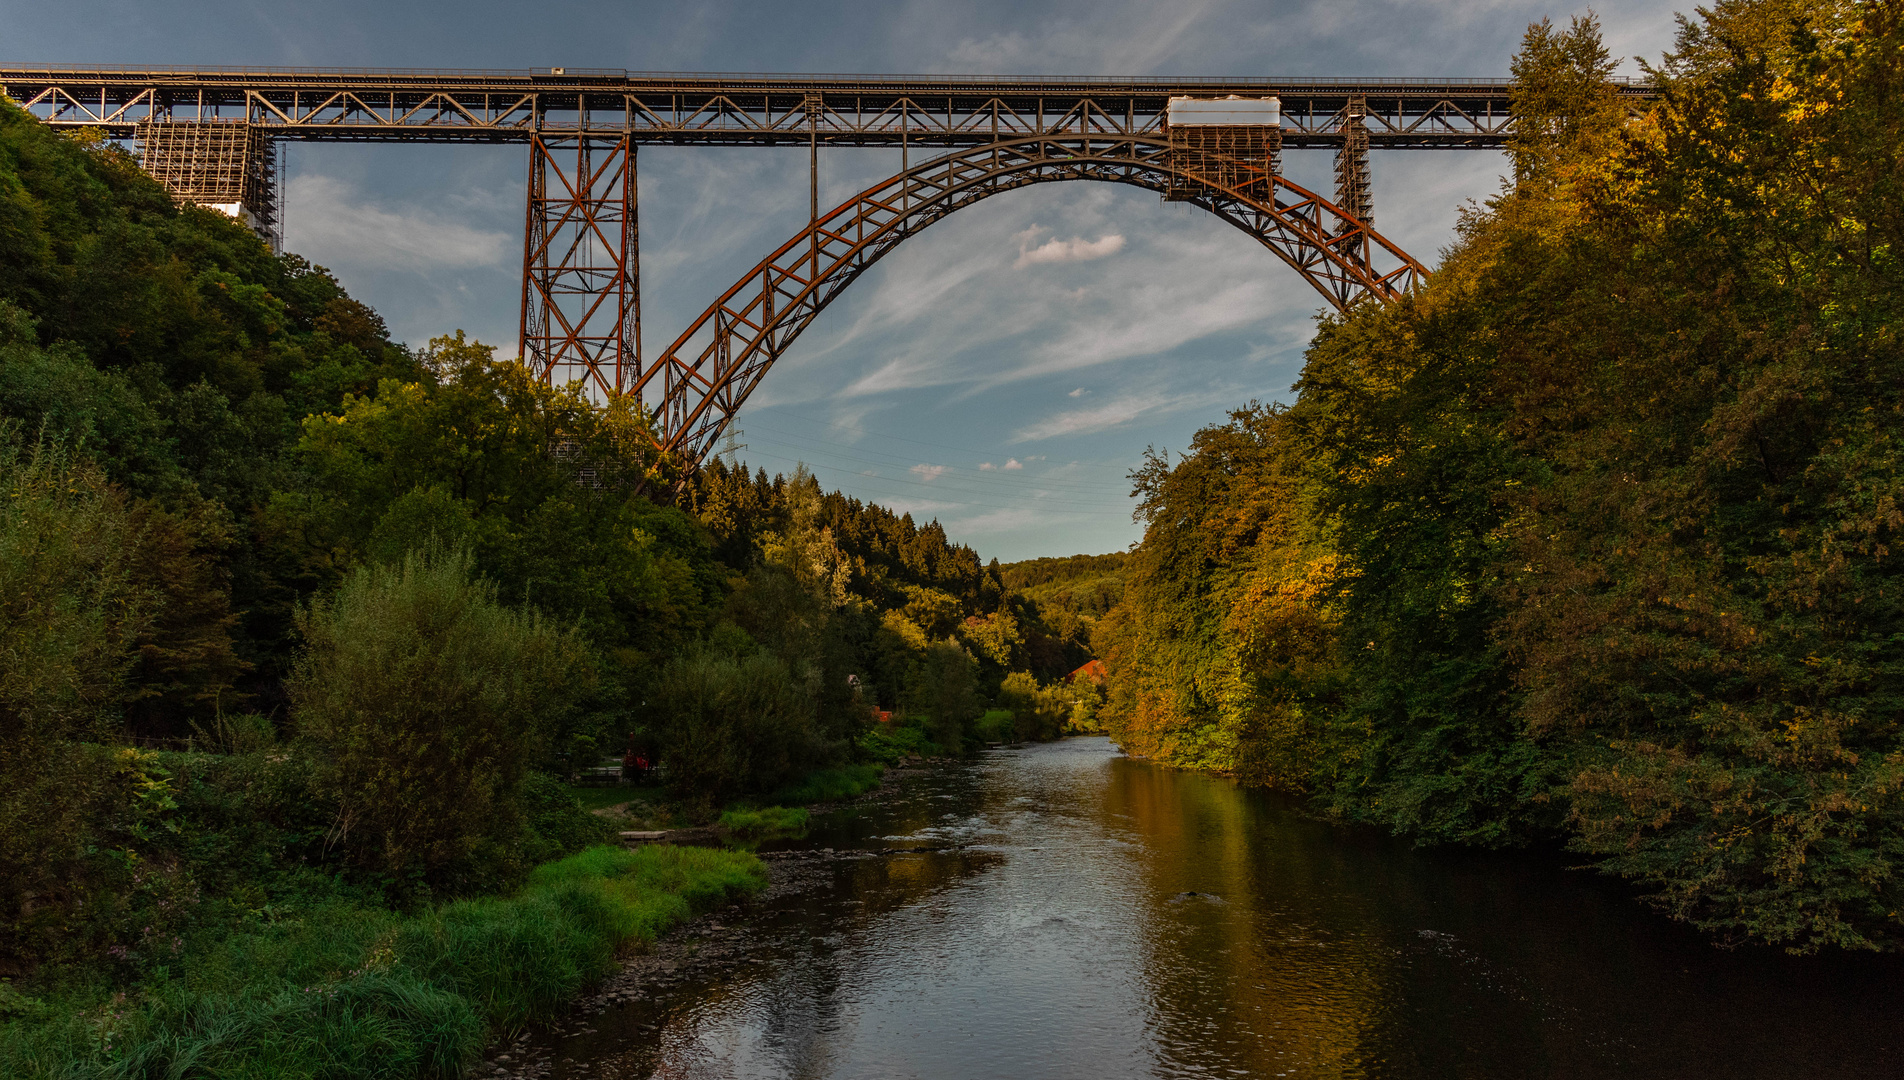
632 133 1426 479
520 133 638 395
1 66 1654 148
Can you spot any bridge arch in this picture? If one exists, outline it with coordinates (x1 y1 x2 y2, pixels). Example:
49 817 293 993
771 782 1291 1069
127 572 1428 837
625 133 1427 473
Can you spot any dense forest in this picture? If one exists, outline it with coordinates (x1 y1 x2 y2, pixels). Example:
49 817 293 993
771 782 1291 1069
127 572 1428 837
1097 0 1904 953
0 83 1104 1071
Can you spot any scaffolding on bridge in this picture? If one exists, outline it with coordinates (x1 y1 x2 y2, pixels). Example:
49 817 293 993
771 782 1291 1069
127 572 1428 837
134 118 282 250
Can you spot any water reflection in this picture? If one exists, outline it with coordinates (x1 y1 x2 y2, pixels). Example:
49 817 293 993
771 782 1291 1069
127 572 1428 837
540 738 1904 1079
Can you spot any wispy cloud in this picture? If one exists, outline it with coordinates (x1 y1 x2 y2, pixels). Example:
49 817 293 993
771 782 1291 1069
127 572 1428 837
284 174 508 271
1011 389 1227 443
977 458 1026 471
939 0 1230 75
910 463 951 481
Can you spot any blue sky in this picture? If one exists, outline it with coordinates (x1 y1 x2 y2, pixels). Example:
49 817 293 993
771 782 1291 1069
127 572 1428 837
5 0 1682 561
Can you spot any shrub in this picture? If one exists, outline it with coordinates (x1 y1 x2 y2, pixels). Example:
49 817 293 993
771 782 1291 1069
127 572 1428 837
289 547 594 898
857 716 942 763
765 763 883 804
648 647 825 807
0 440 146 970
903 640 980 752
996 672 1071 742
974 710 1015 744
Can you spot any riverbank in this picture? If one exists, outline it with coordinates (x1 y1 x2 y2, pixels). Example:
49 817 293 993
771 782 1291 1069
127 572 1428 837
474 847 900 1079
0 845 766 1080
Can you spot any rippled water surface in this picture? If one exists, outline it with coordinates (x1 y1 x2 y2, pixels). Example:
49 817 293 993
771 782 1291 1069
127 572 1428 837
542 738 1904 1079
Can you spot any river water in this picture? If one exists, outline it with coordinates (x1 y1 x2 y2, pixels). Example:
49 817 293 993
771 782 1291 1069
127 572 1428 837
540 737 1903 1079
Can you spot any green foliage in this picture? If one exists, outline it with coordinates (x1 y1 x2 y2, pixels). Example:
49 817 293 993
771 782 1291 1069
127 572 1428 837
996 672 1072 742
0 440 150 969
973 710 1016 744
515 773 617 866
0 844 764 1079
903 640 981 752
647 646 829 809
289 548 594 897
857 716 943 763
1098 0 1904 951
717 805 810 839
765 764 884 805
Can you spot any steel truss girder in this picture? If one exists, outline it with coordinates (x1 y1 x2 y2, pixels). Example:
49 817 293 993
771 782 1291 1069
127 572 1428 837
627 134 1426 478
0 68 1662 149
520 133 638 396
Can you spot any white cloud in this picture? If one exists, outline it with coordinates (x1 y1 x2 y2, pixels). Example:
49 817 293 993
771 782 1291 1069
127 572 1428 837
1015 231 1126 267
1069 387 1090 397
1012 389 1227 443
1002 458 1024 471
910 463 951 481
283 174 508 271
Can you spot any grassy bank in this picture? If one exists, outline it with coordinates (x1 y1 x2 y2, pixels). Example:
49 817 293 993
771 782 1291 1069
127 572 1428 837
0 845 765 1080
766 764 885 805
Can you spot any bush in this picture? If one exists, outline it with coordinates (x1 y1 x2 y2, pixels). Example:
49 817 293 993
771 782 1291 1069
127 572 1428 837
858 716 942 763
974 710 1015 744
648 647 826 808
289 547 594 898
903 640 980 752
997 671 1073 742
0 440 147 970
765 764 883 805
516 773 617 866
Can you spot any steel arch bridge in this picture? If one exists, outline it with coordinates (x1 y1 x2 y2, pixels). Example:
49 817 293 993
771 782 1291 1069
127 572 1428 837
5 67 1656 478
635 132 1425 472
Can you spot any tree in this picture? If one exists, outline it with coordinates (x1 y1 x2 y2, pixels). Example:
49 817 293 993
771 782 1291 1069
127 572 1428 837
0 440 146 967
647 646 823 808
289 547 592 897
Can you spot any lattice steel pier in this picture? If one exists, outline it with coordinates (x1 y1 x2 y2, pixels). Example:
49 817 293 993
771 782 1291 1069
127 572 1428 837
521 133 638 396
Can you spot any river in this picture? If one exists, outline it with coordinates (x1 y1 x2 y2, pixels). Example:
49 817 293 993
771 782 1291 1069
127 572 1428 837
528 737 1903 1079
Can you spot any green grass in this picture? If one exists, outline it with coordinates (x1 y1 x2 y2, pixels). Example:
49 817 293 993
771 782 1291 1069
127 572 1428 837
765 764 884 805
717 806 809 840
858 718 943 763
0 846 766 1079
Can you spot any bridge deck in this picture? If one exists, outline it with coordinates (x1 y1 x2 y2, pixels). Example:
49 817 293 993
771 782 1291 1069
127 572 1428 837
0 66 1653 148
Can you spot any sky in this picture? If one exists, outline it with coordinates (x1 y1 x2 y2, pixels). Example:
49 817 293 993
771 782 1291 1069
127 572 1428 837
4 0 1684 562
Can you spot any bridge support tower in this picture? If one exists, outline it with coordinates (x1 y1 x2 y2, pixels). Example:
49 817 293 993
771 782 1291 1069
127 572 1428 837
520 132 640 397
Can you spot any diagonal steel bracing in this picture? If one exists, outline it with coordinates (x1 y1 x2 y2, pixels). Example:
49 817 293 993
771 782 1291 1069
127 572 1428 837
632 133 1426 481
520 133 638 394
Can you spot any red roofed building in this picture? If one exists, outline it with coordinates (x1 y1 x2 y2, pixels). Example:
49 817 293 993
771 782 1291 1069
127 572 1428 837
1065 659 1108 686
